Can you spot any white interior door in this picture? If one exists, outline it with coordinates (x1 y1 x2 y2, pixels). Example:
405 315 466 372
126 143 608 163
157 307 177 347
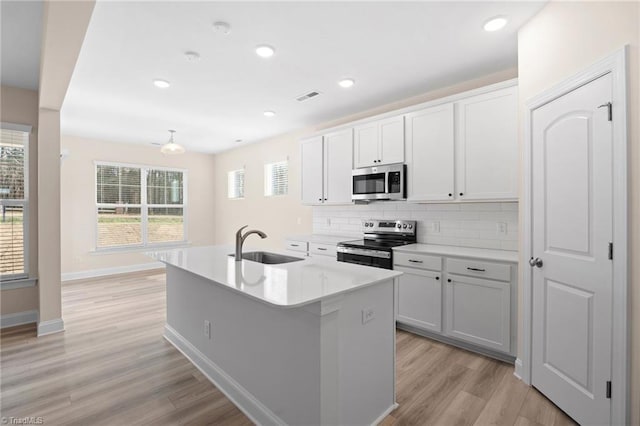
531 73 613 425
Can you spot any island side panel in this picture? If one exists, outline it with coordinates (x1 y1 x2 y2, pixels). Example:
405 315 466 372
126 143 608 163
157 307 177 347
165 265 322 425
334 279 396 426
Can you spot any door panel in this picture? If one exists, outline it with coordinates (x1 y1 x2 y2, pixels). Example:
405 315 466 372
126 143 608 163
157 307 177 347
455 86 518 200
324 129 353 204
300 137 324 205
544 114 592 257
444 274 510 353
353 124 378 168
379 116 404 165
405 104 455 201
531 73 613 425
395 266 442 333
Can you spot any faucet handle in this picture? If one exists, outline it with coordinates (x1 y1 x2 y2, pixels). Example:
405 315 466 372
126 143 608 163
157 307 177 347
236 225 248 237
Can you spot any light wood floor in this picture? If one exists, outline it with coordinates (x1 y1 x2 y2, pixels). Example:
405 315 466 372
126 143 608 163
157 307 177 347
1 271 576 426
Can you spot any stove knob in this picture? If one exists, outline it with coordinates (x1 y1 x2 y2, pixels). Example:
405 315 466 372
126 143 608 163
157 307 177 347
369 222 374 227
364 222 369 227
403 224 407 229
408 224 413 229
396 224 402 229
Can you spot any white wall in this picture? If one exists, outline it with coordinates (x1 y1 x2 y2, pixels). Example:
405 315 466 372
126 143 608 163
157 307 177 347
313 202 518 251
517 2 639 423
60 135 216 276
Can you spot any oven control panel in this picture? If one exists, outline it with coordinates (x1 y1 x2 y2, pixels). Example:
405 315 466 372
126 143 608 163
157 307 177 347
363 219 416 235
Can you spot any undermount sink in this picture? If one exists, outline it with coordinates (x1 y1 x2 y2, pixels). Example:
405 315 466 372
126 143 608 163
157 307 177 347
229 251 304 265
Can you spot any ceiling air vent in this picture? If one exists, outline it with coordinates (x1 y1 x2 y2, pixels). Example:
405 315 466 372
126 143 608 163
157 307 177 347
296 91 321 102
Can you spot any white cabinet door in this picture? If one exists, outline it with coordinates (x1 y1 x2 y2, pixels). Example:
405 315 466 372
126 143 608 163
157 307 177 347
405 104 455 201
395 266 442 333
379 116 404 165
324 129 353 204
444 274 510 353
455 86 518 200
353 123 379 168
300 136 324 205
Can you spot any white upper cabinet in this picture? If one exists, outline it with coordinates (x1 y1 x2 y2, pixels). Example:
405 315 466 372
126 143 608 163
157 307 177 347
323 129 353 204
300 136 324 205
455 86 518 201
301 130 353 205
354 115 404 168
405 104 455 202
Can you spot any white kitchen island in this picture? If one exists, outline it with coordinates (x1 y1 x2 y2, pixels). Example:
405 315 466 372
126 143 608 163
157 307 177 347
147 245 401 426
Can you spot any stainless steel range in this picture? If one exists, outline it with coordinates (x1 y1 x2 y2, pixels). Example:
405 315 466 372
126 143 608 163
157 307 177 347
337 219 417 269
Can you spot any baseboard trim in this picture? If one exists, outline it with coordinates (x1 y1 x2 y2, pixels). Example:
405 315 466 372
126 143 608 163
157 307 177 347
37 318 65 336
514 358 524 380
62 262 165 282
372 403 398 426
396 323 516 364
0 310 38 329
164 324 284 426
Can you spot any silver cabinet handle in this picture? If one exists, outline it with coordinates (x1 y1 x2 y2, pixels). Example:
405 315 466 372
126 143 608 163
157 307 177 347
317 247 327 251
290 244 299 247
529 257 543 268
466 267 486 272
408 259 423 263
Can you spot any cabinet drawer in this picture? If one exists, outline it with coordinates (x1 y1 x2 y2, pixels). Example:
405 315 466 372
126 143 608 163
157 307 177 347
394 252 441 271
309 242 336 258
285 240 308 253
446 258 511 282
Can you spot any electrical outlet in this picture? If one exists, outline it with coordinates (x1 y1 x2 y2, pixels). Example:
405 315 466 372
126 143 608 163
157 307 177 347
296 217 302 225
362 307 375 324
203 320 211 339
431 221 440 233
326 218 331 226
496 222 507 235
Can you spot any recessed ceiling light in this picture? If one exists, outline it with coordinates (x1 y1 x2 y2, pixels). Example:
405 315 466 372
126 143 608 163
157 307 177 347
153 79 170 88
263 110 275 117
256 45 275 58
184 51 200 62
213 21 231 35
338 78 355 88
483 16 508 32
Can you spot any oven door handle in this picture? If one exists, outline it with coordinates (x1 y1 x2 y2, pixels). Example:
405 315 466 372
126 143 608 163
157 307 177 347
337 246 391 259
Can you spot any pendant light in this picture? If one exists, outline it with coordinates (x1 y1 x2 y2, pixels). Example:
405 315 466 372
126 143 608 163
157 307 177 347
160 130 185 155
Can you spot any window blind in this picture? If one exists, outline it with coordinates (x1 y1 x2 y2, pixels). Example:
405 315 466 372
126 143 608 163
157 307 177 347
228 169 245 199
0 128 28 278
264 161 288 197
147 168 184 244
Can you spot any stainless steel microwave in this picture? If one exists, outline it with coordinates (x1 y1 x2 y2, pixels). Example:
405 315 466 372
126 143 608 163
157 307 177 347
352 163 406 201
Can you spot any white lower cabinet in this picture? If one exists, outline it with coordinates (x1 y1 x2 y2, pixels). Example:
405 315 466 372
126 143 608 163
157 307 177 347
444 274 510 353
395 266 442 333
394 251 516 358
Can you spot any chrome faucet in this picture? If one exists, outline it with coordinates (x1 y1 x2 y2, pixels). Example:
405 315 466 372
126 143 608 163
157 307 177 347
235 225 267 261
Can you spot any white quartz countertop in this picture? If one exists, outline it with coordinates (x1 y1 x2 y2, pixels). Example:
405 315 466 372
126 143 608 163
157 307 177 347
286 234 357 245
147 245 400 308
393 244 519 263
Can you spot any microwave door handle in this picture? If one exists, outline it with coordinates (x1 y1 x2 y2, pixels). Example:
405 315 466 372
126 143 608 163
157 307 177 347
384 171 389 195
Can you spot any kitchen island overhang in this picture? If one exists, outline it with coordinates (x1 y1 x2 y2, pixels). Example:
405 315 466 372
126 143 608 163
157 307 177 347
148 245 401 426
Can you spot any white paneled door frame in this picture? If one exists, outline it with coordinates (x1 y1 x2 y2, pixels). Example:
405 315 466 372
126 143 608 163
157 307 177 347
521 46 628 425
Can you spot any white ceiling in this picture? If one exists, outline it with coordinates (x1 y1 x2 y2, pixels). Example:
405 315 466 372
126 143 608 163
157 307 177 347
1 1 43 90
61 1 545 154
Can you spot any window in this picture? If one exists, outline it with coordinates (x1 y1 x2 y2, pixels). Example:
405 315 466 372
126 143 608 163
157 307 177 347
0 126 29 280
264 161 288 197
228 169 245 199
96 163 186 249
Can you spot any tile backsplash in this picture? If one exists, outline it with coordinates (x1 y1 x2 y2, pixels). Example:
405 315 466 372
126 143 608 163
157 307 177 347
312 202 519 251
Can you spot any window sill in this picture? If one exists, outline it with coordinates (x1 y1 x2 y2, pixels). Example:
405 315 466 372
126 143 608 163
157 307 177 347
1 277 37 290
91 241 192 255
